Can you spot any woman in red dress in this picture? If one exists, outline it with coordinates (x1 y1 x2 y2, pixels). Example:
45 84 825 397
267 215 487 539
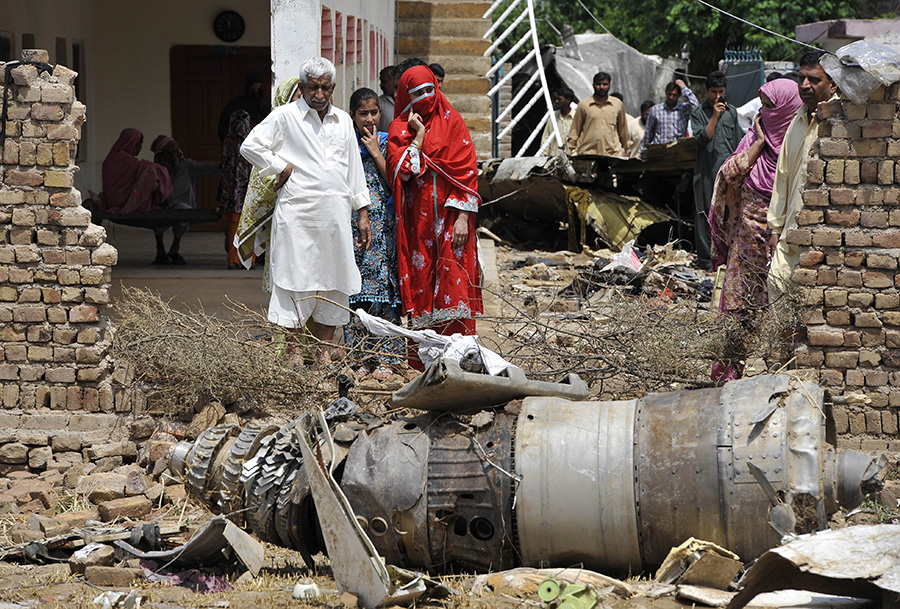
387 65 482 351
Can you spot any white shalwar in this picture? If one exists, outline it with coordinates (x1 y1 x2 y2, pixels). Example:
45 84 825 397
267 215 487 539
240 97 370 328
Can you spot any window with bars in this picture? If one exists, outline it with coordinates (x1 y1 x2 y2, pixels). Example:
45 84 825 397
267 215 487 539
321 8 334 62
335 11 344 64
346 16 355 64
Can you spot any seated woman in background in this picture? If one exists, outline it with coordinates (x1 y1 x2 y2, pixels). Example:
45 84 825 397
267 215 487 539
150 135 219 265
100 128 172 214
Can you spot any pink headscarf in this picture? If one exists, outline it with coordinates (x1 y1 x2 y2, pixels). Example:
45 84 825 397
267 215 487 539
733 79 803 198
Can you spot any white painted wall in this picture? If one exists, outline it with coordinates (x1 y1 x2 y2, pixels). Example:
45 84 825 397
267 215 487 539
273 0 395 109
2 0 395 195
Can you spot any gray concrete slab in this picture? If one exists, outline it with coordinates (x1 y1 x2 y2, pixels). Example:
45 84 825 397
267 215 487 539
103 224 269 321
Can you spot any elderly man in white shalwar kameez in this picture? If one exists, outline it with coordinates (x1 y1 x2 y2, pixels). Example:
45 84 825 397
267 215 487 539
241 57 372 367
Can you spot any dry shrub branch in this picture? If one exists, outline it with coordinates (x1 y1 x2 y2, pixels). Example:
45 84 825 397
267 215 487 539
479 277 801 399
112 287 333 411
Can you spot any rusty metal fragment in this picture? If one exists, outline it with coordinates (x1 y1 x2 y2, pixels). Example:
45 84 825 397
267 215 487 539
171 374 883 576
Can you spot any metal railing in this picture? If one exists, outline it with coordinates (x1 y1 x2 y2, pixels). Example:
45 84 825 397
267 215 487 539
483 0 558 158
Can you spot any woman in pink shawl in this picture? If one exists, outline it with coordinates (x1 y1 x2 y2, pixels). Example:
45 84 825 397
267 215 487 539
708 79 802 381
100 128 172 214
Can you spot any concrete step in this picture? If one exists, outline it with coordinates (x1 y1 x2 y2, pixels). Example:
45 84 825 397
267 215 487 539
446 94 491 114
398 2 492 20
442 77 490 96
462 115 492 132
399 36 491 57
399 18 488 39
397 54 492 77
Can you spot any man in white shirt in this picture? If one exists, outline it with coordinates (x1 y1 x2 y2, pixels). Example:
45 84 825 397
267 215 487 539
767 52 836 301
241 57 372 367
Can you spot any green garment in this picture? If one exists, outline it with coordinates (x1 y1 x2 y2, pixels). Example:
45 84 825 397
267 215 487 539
690 101 742 262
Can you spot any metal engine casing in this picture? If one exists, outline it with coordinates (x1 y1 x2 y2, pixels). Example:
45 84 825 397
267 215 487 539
172 374 880 574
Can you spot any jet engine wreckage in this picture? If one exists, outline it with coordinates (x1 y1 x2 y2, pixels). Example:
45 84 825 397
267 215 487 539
171 371 884 577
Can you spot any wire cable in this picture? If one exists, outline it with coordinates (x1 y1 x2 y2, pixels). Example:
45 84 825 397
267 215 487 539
690 0 834 55
564 2 755 80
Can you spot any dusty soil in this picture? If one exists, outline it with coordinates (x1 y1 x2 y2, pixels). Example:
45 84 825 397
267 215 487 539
0 243 895 609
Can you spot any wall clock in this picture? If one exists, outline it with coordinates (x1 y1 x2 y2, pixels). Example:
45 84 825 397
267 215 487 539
214 11 245 43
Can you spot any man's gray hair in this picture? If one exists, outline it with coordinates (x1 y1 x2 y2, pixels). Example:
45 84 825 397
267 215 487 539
299 57 336 84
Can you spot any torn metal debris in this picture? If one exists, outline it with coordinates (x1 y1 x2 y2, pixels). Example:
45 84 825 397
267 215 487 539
171 373 883 576
725 524 900 609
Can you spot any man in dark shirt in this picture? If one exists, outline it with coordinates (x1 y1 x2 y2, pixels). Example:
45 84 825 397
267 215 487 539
217 73 270 142
690 70 741 268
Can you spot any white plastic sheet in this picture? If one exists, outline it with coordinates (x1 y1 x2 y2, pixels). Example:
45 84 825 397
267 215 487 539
355 309 512 375
821 41 900 104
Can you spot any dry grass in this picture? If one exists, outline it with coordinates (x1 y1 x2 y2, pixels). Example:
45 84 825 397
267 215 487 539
111 287 339 413
110 266 800 412
478 272 802 399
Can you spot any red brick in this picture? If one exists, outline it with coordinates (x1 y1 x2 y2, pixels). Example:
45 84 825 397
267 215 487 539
862 329 886 347
4 171 42 187
861 211 889 228
808 327 845 346
855 312 884 327
830 188 856 205
845 232 873 247
68 305 99 323
802 189 830 206
825 209 859 227
852 140 887 156
845 251 866 267
816 100 843 119
826 310 851 326
837 270 863 287
812 229 842 247
784 228 812 245
797 208 824 225
874 232 900 248
844 331 862 347
826 351 860 368
846 368 865 386
817 269 837 285
863 121 893 138
856 188 884 206
792 268 817 285
799 250 825 267
865 271 895 288
820 138 850 156
867 254 898 269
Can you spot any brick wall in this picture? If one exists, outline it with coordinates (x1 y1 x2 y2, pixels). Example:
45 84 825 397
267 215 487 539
0 49 131 416
789 82 900 453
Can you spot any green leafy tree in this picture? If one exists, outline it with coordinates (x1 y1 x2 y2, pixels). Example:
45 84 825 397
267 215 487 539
526 0 885 76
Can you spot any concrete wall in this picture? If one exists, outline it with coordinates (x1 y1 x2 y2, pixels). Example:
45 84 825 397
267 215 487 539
274 0 395 110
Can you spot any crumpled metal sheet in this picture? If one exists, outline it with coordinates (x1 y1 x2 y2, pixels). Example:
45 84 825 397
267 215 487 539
391 358 588 411
726 524 900 609
114 515 264 576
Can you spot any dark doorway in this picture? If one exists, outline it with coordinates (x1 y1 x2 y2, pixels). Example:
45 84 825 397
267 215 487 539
169 45 270 229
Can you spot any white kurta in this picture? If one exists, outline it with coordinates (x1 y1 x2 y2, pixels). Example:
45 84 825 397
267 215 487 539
767 106 819 299
240 97 370 296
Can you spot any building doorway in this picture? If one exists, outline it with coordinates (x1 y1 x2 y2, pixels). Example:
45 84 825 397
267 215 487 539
169 45 270 229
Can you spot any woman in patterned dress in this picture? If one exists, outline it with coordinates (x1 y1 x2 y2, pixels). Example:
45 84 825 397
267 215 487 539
708 79 802 381
386 65 482 368
344 88 404 378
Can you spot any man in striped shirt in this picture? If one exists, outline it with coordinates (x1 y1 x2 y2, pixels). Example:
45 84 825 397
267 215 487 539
640 78 698 155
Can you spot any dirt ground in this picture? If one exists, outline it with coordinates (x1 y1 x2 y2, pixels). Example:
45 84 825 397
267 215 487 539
0 240 895 609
